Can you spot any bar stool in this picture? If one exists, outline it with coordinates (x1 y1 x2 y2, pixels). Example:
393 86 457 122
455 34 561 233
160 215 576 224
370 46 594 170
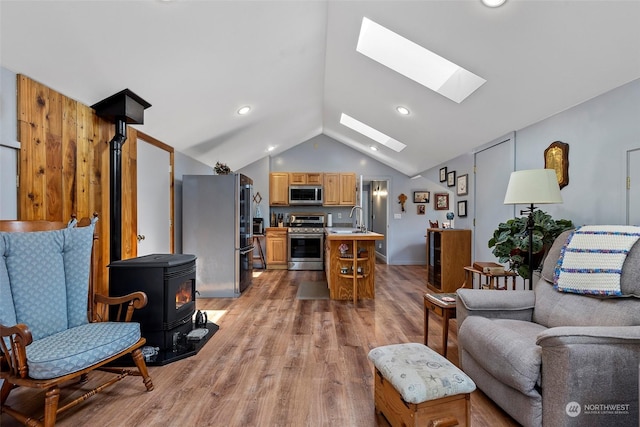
253 235 266 268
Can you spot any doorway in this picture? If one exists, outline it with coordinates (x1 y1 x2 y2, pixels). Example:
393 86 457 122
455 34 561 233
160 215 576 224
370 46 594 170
363 178 389 261
137 136 173 256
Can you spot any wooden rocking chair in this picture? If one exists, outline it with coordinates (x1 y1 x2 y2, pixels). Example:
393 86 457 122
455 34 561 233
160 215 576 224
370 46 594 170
0 216 153 427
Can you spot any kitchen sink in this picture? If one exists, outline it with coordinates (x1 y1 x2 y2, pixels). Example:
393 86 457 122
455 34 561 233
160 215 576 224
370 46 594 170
329 228 369 234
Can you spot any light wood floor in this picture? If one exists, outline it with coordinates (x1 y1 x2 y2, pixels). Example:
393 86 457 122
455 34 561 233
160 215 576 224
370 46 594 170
2 265 518 426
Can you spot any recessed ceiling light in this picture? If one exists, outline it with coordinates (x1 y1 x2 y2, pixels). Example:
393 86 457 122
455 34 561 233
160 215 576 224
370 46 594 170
482 0 506 7
266 146 275 152
396 106 410 115
357 17 486 103
370 146 379 151
411 175 422 180
237 106 251 115
340 113 407 152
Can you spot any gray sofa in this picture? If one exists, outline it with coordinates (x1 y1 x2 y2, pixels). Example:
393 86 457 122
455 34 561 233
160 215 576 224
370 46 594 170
457 229 640 427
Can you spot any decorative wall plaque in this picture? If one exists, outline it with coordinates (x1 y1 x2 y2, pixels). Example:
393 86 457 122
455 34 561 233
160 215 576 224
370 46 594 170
544 141 569 189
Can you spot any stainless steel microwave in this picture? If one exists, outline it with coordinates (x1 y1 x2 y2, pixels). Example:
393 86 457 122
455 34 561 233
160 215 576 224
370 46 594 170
289 185 323 205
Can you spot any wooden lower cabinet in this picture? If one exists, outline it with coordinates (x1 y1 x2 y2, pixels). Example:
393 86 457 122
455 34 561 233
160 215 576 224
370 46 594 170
265 228 288 269
426 228 471 293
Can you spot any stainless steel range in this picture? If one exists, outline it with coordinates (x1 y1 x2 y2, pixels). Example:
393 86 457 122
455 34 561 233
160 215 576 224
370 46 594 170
288 213 325 271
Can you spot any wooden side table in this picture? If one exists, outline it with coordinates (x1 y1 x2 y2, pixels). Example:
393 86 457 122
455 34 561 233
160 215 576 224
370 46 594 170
423 293 457 358
463 266 518 290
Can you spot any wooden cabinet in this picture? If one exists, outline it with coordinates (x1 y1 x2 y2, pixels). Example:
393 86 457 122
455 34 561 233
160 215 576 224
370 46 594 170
323 173 356 206
426 228 471 293
339 173 356 205
265 228 288 269
269 173 289 206
326 237 379 302
323 173 340 205
289 172 323 185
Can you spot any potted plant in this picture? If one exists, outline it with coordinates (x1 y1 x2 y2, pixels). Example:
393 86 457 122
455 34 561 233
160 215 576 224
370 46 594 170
488 210 573 278
214 161 231 175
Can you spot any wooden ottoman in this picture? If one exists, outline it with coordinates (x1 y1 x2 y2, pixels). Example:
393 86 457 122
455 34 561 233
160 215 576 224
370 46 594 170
368 343 476 427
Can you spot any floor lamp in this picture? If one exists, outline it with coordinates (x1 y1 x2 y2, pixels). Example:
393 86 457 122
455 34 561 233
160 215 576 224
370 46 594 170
503 169 563 289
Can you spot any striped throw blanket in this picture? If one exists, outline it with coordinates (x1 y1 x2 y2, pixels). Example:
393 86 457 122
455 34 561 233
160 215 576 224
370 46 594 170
554 225 640 296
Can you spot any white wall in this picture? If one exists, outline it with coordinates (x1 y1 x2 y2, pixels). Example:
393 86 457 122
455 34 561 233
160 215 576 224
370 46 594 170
1 67 19 219
424 78 640 264
515 79 640 226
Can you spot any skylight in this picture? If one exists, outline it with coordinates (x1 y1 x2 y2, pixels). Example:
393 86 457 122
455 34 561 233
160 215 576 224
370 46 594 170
356 17 486 103
340 113 407 152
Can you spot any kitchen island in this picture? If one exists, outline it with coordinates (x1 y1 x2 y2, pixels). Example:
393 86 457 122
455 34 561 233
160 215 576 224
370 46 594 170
325 229 384 303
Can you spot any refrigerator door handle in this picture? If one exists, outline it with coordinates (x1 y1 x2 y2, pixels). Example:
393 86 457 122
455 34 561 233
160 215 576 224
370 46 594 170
240 246 255 255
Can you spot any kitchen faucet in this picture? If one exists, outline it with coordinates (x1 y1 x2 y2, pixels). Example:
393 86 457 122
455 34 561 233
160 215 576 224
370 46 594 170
349 205 366 232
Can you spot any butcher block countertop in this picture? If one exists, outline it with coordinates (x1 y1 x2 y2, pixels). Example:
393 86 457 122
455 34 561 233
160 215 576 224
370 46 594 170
325 228 384 241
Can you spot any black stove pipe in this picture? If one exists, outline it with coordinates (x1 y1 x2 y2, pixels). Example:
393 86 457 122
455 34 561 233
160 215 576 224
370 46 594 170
109 119 127 262
91 89 150 263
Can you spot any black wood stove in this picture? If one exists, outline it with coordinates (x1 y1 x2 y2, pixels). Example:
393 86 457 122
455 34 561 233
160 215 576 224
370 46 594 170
109 254 217 365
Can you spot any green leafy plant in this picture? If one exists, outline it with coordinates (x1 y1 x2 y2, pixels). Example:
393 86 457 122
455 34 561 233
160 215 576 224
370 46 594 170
488 210 573 278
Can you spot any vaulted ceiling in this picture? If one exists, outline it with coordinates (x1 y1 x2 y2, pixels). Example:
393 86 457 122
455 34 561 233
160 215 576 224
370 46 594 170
2 1 639 177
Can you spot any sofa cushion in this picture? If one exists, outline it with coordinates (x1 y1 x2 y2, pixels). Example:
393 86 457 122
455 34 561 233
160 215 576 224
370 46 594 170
533 279 640 327
26 322 141 380
458 317 546 396
2 229 68 341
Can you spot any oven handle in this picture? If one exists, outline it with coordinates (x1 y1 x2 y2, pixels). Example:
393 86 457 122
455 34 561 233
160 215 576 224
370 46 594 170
288 234 324 239
240 246 255 255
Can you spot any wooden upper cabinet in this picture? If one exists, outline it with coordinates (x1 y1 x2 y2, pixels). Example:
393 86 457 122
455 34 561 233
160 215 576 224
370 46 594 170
339 173 356 205
323 173 340 205
269 173 289 206
324 173 356 206
289 172 323 185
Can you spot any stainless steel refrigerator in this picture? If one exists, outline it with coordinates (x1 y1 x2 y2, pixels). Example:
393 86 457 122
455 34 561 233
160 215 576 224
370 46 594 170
182 174 253 297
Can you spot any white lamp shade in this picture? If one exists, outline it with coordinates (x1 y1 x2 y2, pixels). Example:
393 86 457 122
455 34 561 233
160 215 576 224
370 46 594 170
504 169 563 205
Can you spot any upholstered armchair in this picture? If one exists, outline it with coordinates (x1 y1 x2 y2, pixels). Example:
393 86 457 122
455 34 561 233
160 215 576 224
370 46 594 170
457 227 640 427
0 218 153 427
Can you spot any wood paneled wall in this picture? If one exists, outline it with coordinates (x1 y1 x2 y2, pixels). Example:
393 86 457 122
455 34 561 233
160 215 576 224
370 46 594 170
16 75 140 298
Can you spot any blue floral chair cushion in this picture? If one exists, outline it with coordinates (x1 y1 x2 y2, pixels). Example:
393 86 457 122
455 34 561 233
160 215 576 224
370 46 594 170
368 343 476 404
26 322 141 379
1 224 94 341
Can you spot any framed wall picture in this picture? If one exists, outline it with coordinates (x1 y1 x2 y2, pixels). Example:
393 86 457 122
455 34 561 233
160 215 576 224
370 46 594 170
417 205 426 215
435 193 449 210
447 170 456 187
439 167 447 183
413 191 430 203
456 174 468 196
457 200 467 217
